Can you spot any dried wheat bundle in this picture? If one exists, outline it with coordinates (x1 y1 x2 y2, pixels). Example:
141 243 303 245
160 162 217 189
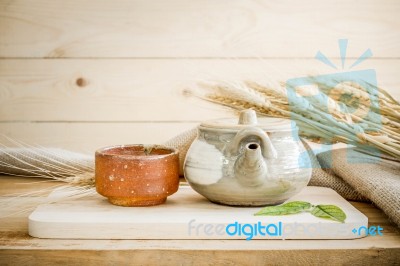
190 79 400 159
308 77 400 133
0 136 96 217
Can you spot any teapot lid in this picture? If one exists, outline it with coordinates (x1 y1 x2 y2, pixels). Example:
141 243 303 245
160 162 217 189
200 109 296 132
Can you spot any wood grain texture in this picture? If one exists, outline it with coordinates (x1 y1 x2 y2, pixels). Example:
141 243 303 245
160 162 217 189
0 122 198 154
0 0 399 58
0 176 62 196
0 59 399 122
0 176 399 265
1 249 400 266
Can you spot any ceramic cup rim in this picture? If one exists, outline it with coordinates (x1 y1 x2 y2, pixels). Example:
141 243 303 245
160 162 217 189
95 144 178 160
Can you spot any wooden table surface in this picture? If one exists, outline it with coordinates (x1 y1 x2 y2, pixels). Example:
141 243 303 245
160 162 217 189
0 175 399 265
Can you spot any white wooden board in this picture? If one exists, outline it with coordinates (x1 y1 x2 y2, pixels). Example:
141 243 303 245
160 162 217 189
29 186 368 240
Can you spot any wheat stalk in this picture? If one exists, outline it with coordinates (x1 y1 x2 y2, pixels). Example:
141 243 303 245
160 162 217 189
309 77 400 131
191 78 400 159
0 135 96 217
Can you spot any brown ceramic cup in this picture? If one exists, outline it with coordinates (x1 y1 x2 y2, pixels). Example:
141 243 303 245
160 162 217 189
95 144 179 207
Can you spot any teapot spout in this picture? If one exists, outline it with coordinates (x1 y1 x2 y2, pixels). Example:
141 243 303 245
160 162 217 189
234 143 267 187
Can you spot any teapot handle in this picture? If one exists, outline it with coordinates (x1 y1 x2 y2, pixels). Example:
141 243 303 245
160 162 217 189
225 127 278 159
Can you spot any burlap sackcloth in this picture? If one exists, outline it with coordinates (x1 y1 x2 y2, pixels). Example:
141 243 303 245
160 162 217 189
317 148 400 226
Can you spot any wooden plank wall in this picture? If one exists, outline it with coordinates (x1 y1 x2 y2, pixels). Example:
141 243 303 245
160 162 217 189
0 0 399 154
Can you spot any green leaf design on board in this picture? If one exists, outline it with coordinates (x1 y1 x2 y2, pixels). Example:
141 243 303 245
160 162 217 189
254 202 347 223
310 205 347 223
254 201 311 216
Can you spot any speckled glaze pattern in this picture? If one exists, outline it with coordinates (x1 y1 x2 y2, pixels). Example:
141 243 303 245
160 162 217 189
184 110 312 206
95 145 179 206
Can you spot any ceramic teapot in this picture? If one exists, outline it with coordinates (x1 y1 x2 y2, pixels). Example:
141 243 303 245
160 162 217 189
184 109 312 206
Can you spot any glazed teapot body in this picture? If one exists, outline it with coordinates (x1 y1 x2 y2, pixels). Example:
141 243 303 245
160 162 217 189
184 110 312 206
